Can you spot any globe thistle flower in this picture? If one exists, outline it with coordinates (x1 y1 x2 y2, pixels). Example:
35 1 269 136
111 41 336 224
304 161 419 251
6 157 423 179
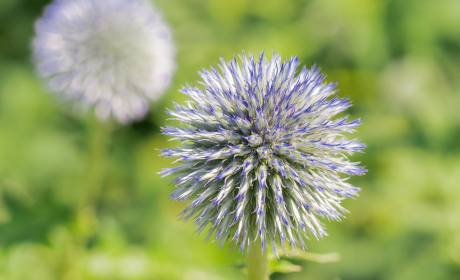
33 0 175 123
160 51 365 255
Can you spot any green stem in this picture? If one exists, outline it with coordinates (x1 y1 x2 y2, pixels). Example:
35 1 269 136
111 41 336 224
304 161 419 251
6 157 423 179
247 239 269 280
81 119 112 208
60 120 112 279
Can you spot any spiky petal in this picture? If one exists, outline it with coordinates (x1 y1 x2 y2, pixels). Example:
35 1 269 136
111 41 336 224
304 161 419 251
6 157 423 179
161 51 366 255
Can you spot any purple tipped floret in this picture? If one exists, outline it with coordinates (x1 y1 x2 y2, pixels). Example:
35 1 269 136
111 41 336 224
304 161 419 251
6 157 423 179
160 51 366 255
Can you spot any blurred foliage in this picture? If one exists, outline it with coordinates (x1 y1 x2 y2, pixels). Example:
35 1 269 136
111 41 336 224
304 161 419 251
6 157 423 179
1 0 460 279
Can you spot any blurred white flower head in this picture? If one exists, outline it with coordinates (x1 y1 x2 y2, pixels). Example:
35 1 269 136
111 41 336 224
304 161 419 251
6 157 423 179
33 0 175 123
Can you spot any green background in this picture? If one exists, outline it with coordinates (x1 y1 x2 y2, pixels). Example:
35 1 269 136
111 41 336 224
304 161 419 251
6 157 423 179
1 0 460 279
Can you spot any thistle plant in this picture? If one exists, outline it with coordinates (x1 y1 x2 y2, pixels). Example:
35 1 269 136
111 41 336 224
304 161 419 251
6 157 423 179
161 51 365 279
33 0 175 123
31 3 176 276
161 50 365 252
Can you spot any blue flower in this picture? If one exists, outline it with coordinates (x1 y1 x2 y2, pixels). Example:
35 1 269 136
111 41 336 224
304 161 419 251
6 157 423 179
161 51 365 254
33 0 175 123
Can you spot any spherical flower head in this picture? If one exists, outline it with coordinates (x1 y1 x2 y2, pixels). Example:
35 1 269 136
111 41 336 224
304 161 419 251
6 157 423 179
33 0 175 123
160 51 366 254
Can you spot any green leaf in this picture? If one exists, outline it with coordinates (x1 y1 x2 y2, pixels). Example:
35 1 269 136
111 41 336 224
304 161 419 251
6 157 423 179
280 248 341 263
268 259 302 274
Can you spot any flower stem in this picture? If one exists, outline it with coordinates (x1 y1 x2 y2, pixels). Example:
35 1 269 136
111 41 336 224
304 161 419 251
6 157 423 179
61 120 112 279
81 119 112 208
247 239 269 280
